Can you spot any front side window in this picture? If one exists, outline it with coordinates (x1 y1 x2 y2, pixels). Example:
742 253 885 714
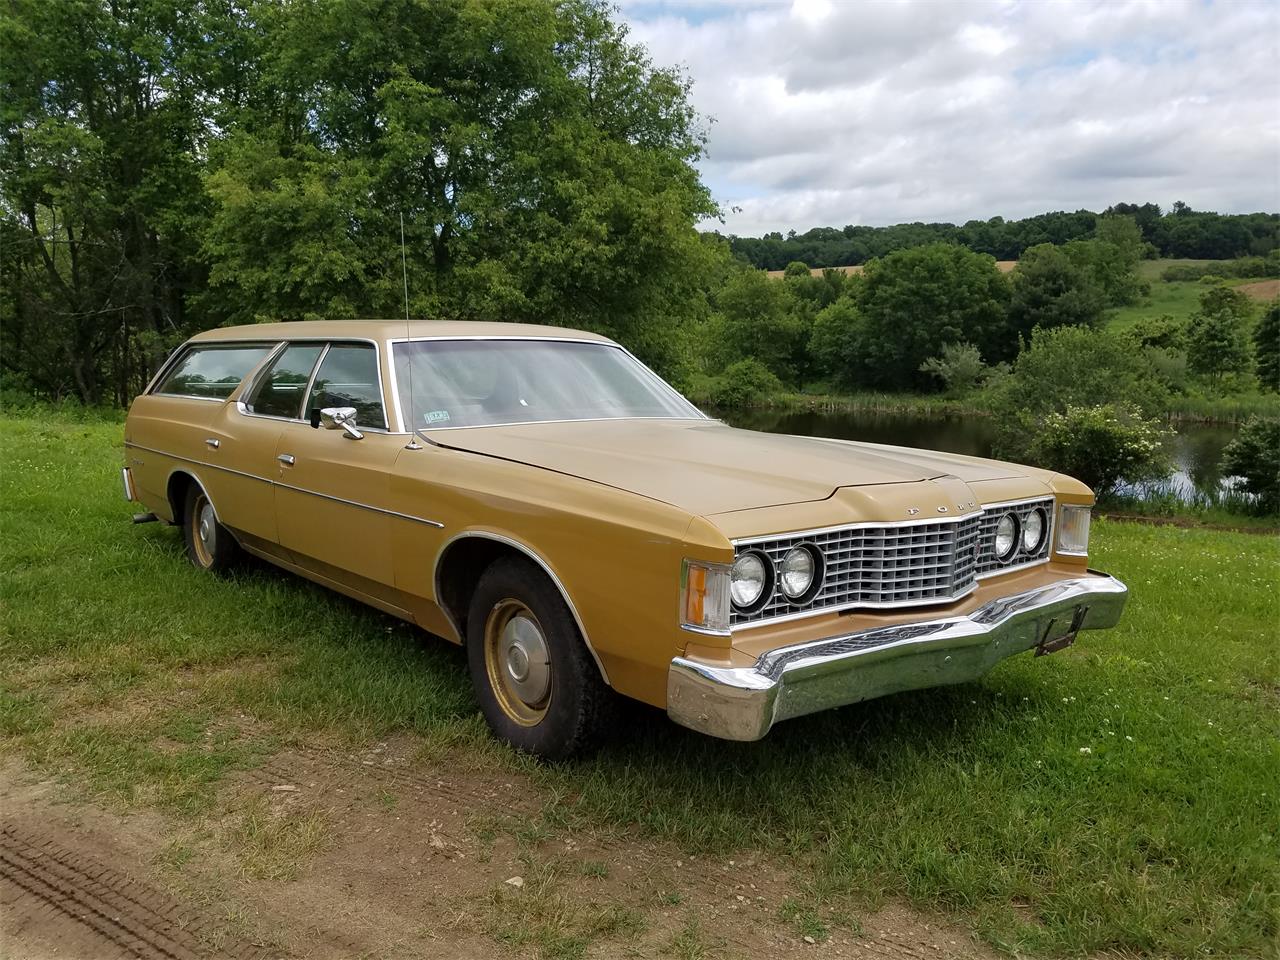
393 339 705 430
245 343 324 419
156 344 273 400
306 343 386 429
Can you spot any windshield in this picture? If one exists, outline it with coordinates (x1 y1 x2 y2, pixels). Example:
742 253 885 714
392 339 706 430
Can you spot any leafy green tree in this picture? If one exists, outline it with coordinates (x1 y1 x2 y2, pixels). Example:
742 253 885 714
987 325 1170 476
918 343 989 395
854 244 1010 388
807 295 864 387
201 0 719 376
1027 404 1170 495
783 261 811 278
1221 418 1280 513
1008 243 1108 337
1 0 224 403
1063 237 1146 307
1255 300 1279 393
1186 287 1254 384
709 268 806 383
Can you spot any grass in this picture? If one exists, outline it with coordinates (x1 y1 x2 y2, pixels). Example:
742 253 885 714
3 413 1279 957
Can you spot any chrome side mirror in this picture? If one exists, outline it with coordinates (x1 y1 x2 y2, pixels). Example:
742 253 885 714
319 406 363 440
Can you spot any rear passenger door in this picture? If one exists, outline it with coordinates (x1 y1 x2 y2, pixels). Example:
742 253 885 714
273 342 404 604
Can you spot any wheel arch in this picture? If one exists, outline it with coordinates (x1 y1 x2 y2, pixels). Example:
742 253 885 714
165 469 220 527
433 531 611 686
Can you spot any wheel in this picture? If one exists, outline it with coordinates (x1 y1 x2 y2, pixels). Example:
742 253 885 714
182 484 240 572
466 556 616 759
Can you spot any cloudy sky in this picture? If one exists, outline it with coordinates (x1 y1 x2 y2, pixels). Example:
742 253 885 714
619 0 1280 236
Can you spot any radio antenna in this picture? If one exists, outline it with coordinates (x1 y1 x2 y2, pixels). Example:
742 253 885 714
400 212 410 322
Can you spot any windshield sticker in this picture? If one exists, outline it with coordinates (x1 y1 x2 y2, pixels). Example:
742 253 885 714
424 409 451 425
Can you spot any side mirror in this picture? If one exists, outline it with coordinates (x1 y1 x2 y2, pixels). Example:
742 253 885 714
319 406 364 440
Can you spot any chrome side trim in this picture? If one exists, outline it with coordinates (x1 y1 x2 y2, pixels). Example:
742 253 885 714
123 442 443 528
668 572 1129 741
274 480 443 528
432 530 611 685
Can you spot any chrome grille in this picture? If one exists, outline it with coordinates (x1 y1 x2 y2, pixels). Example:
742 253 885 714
732 515 982 627
731 497 1057 628
976 498 1055 576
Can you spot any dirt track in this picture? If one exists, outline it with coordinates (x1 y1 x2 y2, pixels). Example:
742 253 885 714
1 746 996 960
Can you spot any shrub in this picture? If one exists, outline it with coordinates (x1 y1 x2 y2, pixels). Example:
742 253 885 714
1008 243 1108 337
1220 417 1280 513
701 358 783 408
918 342 989 395
1025 404 1170 495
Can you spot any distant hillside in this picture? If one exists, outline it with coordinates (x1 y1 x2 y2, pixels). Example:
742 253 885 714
766 261 1017 279
722 203 1279 271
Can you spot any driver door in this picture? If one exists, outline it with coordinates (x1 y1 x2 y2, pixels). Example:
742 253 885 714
272 342 404 608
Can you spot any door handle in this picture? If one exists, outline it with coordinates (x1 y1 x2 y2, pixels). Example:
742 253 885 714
277 454 295 466
205 438 220 449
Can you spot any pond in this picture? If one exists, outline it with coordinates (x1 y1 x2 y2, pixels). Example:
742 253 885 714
712 406 1239 503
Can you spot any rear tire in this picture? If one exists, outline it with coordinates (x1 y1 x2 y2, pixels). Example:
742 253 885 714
182 484 240 572
466 556 616 760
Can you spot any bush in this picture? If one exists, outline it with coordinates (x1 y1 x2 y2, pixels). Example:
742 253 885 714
699 358 783 409
1025 404 1170 495
1162 257 1280 282
1221 417 1280 513
918 342 990 395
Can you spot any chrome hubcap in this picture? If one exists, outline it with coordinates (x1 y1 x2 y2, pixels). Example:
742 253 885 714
198 504 215 547
483 600 552 726
501 615 550 704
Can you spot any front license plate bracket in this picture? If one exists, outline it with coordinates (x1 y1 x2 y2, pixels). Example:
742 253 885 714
1035 606 1089 657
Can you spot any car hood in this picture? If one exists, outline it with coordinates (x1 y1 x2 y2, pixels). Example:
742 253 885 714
430 418 1035 516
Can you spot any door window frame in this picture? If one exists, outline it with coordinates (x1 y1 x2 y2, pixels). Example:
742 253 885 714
235 338 392 433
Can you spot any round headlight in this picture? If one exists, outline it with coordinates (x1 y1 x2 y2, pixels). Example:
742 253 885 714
1022 508 1047 553
994 513 1019 562
780 545 821 601
730 551 772 610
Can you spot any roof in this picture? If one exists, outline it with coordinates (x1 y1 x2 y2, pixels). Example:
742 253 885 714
190 319 613 343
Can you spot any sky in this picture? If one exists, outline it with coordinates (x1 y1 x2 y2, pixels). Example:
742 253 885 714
618 0 1280 236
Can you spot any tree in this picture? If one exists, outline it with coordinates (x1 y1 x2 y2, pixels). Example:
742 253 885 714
1 0 225 403
783 260 811 278
709 268 806 383
1255 300 1279 393
1221 418 1280 513
918 343 989 395
1008 243 1107 337
1186 287 1254 384
853 244 1010 389
808 295 864 386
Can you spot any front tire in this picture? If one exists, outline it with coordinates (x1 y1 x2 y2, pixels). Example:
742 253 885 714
466 556 615 760
182 484 240 572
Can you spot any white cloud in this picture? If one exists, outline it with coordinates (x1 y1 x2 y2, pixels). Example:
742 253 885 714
621 0 1280 235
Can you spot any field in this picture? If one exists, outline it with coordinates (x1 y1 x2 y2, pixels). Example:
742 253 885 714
2 414 1278 959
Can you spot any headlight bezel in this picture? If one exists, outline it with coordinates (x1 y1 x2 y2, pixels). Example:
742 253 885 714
994 512 1020 562
779 543 824 604
1022 506 1048 554
730 549 774 613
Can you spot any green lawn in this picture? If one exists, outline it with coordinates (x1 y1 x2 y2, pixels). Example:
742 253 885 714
2 414 1278 957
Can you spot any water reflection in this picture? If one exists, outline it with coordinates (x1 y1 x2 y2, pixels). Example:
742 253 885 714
713 406 1238 501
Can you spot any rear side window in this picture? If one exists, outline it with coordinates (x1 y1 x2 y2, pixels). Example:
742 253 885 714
306 343 387 429
245 343 324 419
156 344 273 400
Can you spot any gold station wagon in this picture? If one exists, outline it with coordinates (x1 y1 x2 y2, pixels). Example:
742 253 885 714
123 320 1128 758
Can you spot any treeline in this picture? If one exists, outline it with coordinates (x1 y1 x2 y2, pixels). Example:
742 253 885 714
1 0 718 406
685 228 1278 503
725 203 1280 270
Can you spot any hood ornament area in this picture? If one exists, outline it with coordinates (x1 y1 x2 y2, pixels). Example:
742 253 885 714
906 507 920 516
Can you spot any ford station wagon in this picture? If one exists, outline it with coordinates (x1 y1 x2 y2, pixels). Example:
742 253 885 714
122 321 1128 758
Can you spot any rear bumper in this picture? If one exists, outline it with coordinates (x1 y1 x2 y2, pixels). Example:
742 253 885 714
667 571 1128 741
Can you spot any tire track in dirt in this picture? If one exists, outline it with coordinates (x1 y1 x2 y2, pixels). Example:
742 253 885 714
0 824 272 960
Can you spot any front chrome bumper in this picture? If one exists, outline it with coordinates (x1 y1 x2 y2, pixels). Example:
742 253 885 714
667 571 1128 741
